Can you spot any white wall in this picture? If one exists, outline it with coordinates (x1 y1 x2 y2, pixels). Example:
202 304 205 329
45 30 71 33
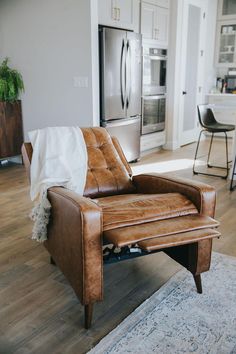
0 0 98 139
203 0 218 100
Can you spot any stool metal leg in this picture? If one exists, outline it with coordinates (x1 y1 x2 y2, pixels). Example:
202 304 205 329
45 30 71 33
207 132 214 167
193 130 230 179
230 155 236 191
225 131 230 179
193 130 204 175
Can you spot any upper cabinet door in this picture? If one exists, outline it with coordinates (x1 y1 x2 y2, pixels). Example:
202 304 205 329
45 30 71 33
98 0 140 32
141 1 169 46
155 6 168 46
218 0 236 20
215 20 236 67
141 2 156 40
144 0 169 8
116 0 133 25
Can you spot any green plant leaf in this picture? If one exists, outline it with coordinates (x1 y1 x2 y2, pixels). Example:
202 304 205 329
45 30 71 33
0 57 24 102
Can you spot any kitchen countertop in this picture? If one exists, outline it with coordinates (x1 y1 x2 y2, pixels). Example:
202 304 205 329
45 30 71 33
207 93 236 97
207 94 236 108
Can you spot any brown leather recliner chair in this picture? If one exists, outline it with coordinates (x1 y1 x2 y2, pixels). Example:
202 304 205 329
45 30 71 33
22 127 220 329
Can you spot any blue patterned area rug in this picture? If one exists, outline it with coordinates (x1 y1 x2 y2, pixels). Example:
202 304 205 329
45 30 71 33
88 253 236 354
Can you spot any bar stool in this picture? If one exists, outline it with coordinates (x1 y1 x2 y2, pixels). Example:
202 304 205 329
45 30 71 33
193 104 235 179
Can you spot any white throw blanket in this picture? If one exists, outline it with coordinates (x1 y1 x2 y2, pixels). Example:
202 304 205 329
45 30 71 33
28 126 88 242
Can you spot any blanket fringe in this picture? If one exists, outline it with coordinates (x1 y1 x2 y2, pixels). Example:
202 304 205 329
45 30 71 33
30 189 51 242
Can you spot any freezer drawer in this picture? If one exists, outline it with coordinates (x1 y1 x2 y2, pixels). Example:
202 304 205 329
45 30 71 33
102 117 141 162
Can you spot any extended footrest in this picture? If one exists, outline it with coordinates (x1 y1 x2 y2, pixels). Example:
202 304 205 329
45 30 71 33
103 214 220 248
137 228 220 251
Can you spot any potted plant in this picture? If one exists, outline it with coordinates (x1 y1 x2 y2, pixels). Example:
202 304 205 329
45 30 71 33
0 57 24 159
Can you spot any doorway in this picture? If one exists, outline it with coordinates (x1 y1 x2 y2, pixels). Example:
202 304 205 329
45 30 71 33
179 0 207 146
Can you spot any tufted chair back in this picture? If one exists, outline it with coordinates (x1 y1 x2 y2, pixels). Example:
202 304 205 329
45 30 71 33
22 127 135 198
82 128 134 198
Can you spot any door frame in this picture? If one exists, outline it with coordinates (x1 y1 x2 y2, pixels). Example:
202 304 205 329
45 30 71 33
178 0 207 146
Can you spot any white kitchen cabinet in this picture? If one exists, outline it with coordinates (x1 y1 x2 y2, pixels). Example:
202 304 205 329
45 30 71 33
98 0 140 32
142 0 169 8
141 2 156 40
218 0 236 20
141 1 168 46
156 6 168 45
215 20 236 67
141 131 166 152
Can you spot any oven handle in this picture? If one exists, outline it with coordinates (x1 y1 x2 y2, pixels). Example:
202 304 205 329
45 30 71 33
143 95 166 100
143 55 167 61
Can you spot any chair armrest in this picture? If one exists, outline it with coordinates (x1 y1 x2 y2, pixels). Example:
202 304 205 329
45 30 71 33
132 173 216 217
45 187 103 305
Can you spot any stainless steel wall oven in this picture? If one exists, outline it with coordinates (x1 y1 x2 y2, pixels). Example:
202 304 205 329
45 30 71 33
142 46 167 135
142 95 166 135
142 47 167 95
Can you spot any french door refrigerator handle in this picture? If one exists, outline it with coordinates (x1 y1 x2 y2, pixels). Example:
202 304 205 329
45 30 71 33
120 39 126 109
126 40 131 109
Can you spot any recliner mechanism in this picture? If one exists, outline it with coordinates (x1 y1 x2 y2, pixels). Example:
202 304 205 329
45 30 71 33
103 245 150 264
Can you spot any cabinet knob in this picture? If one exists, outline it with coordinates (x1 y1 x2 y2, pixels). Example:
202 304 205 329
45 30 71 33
182 91 187 95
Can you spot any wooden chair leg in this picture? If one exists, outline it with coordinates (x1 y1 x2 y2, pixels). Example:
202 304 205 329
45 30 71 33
193 274 202 294
84 304 93 329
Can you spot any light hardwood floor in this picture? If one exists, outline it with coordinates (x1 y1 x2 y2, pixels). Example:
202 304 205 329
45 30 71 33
0 139 236 354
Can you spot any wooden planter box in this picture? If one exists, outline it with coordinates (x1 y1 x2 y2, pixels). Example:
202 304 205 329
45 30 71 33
0 101 23 159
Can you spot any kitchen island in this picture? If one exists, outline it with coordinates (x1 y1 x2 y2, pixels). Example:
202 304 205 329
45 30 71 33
207 93 236 137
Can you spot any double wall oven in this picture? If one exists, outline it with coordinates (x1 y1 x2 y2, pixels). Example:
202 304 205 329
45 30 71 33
142 46 167 135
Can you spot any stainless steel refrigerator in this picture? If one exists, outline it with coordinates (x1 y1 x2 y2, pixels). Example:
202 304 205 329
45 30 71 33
99 26 142 162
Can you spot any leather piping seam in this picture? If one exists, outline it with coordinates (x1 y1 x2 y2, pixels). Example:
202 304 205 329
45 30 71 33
49 188 101 211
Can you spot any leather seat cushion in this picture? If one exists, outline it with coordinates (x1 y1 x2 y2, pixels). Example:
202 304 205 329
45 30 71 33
94 193 198 231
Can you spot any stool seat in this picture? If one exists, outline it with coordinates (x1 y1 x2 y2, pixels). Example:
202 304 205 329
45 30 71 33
205 123 235 133
193 104 236 179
